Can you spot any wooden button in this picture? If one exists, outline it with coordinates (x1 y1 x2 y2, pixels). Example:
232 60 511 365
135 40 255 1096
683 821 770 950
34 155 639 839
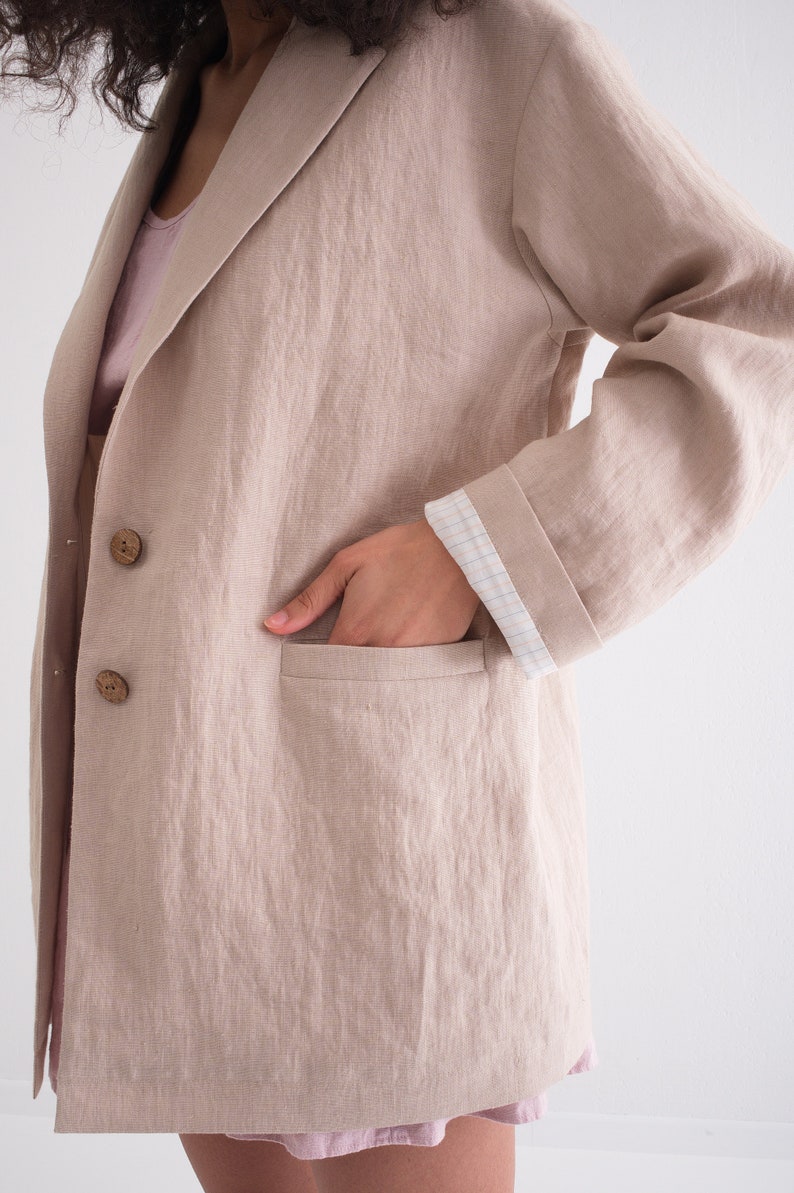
95 670 129 703
110 528 142 565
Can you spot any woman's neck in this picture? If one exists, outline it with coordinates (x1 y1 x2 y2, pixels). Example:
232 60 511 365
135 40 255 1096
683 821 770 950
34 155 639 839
216 0 294 76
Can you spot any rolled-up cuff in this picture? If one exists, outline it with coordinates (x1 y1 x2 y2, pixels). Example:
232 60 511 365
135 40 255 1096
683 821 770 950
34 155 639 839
424 483 561 679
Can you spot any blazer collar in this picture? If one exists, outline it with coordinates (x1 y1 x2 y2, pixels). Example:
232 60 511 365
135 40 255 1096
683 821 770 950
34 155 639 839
47 10 387 497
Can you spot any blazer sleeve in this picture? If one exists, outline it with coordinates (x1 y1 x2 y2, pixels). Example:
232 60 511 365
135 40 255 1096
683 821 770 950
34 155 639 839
427 15 794 674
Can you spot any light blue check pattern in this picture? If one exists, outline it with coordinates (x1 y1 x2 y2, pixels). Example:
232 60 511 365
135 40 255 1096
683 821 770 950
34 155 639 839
424 488 558 680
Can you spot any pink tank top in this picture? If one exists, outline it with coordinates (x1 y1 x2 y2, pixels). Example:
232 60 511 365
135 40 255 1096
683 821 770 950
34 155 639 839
87 194 201 434
69 193 599 1158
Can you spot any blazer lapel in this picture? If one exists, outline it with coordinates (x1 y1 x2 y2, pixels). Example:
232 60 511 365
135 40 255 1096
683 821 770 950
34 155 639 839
43 9 224 504
101 14 387 463
45 10 387 502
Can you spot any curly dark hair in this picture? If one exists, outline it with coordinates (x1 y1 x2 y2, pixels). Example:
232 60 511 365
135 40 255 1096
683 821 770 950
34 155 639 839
0 0 482 134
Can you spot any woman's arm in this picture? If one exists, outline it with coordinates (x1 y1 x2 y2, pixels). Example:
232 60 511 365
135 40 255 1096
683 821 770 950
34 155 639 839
426 15 794 676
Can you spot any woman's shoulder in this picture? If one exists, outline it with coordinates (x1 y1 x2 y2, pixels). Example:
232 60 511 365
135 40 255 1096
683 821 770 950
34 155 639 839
474 0 583 43
415 0 584 82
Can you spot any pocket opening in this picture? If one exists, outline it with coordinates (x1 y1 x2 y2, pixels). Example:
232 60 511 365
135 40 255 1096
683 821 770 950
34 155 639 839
279 637 487 681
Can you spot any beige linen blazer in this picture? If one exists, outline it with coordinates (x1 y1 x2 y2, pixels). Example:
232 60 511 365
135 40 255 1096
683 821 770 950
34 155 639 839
28 0 794 1133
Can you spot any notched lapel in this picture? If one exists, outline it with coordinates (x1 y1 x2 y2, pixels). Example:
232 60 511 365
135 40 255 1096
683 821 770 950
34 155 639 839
45 10 388 504
102 17 388 461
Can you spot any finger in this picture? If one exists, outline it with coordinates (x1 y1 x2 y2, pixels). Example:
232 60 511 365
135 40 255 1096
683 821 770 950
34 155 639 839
263 555 350 634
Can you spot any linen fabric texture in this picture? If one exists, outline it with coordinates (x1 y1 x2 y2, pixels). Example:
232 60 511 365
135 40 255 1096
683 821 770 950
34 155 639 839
29 0 794 1135
46 213 598 1158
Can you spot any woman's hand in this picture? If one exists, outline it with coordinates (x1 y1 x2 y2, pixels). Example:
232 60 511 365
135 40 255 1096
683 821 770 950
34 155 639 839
263 518 481 646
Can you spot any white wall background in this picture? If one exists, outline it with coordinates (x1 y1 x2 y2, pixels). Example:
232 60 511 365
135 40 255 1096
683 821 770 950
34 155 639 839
1 0 792 1187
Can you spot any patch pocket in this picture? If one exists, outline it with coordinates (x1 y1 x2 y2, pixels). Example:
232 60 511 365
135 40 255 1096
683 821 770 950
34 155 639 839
279 636 487 681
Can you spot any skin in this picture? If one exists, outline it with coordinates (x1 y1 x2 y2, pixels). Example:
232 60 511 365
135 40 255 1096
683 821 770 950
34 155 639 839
166 2 506 1188
179 1115 516 1193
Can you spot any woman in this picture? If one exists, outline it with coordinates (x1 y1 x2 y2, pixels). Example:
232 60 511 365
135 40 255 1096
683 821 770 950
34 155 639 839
5 0 793 1189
